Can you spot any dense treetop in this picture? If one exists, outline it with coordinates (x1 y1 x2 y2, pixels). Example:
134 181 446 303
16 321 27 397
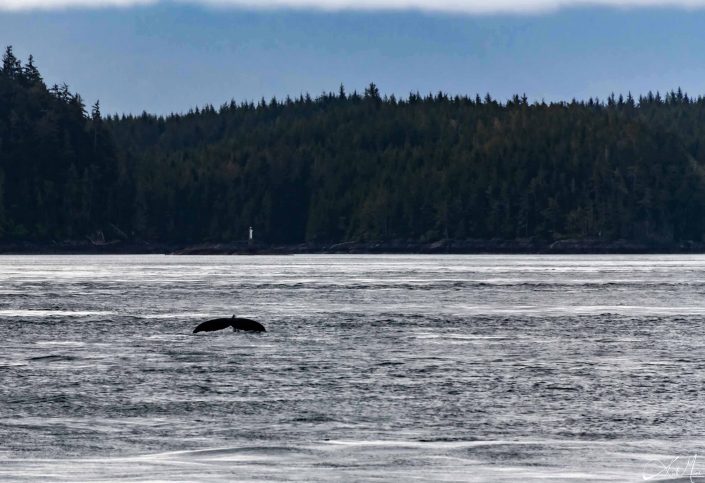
3 46 705 245
0 46 126 241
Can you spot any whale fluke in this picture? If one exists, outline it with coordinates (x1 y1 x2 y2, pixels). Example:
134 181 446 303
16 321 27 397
193 315 266 334
192 318 233 333
229 317 266 332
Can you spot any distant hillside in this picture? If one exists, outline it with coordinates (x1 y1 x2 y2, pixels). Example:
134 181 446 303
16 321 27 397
4 45 705 247
0 46 130 241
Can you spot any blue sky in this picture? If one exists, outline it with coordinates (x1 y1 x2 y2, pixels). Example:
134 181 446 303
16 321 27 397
1 2 705 114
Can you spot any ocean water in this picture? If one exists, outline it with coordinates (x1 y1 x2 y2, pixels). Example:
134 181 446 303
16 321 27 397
1 254 704 482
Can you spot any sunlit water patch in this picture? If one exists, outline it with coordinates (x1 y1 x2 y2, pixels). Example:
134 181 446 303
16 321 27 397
1 254 705 481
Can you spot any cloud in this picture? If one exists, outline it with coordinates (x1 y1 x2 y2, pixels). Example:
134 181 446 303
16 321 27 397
4 0 705 13
0 0 155 10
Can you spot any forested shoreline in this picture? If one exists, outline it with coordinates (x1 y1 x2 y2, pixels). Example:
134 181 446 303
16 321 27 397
4 46 705 252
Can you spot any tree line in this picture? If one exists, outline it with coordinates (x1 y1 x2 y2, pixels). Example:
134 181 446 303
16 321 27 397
3 45 705 245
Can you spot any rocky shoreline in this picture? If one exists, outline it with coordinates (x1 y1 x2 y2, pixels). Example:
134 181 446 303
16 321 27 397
1 238 705 255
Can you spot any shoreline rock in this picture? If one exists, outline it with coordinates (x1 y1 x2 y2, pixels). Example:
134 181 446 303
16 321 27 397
1 238 704 255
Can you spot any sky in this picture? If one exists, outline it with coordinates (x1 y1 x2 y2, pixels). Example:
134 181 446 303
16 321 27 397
1 1 705 114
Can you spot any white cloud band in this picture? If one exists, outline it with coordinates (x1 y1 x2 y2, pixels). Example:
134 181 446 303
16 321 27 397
0 0 155 10
4 0 705 13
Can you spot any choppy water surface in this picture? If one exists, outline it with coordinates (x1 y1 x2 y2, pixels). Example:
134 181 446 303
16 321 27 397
2 254 705 481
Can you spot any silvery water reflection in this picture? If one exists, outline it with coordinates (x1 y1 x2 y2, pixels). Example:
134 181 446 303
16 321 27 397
1 254 704 481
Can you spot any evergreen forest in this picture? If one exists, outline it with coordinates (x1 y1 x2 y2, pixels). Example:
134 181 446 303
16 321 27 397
3 46 705 247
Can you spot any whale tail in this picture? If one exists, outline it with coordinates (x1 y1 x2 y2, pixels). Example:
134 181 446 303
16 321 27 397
193 316 266 333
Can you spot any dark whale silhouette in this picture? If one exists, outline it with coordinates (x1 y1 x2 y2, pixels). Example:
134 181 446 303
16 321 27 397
193 315 266 334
